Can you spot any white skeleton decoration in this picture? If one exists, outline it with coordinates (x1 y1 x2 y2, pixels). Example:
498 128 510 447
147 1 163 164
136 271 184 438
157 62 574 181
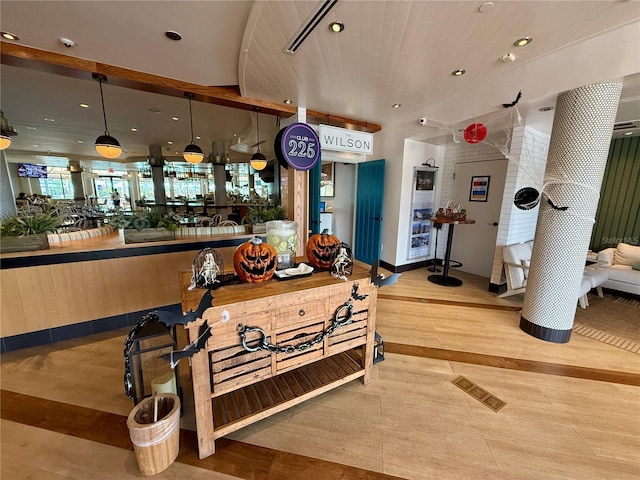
199 252 220 286
331 246 352 281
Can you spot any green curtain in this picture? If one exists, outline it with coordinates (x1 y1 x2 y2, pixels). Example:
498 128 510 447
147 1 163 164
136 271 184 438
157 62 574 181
590 137 640 251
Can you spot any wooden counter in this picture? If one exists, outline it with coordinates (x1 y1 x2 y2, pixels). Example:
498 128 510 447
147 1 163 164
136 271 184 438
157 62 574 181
180 264 378 459
0 231 253 341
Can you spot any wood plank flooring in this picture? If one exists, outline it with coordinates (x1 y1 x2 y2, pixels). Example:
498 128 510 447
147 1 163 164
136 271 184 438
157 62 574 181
2 266 639 479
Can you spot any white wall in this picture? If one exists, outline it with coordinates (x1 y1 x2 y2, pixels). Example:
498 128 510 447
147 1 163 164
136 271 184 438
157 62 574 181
321 162 355 244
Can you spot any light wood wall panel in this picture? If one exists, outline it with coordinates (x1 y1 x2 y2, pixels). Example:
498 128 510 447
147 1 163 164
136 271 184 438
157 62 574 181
1 246 237 337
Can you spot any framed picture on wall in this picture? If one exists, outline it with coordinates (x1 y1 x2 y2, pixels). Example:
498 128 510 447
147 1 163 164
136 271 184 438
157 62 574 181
320 162 335 197
469 175 490 202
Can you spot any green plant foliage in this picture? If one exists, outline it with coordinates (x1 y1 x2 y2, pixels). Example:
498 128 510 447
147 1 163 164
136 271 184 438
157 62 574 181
108 208 181 232
0 213 61 237
242 205 287 225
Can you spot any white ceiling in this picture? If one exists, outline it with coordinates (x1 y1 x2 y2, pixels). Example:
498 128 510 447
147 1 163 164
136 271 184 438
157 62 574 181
1 0 639 170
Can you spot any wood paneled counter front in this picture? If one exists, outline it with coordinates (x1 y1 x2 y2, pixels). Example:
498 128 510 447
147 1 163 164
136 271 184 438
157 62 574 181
179 264 378 459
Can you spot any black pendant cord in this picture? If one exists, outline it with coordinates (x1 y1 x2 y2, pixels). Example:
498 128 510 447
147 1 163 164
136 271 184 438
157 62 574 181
98 78 110 135
188 96 196 145
255 108 261 153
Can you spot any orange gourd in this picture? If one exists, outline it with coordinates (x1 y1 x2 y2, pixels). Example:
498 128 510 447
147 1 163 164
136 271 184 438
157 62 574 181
306 229 341 270
233 237 277 283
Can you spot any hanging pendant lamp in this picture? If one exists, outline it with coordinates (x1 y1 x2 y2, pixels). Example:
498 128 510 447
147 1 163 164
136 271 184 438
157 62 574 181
93 74 122 159
0 110 18 150
250 107 267 171
183 93 204 164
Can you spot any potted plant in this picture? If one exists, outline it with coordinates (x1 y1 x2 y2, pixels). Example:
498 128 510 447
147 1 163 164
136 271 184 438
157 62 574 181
242 205 287 234
0 212 61 253
109 208 182 244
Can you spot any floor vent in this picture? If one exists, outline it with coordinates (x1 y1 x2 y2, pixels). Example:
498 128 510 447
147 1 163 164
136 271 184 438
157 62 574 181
452 376 507 412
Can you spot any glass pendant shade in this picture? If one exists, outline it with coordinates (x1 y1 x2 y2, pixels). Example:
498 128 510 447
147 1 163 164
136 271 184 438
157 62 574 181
184 143 204 164
0 110 17 150
93 74 122 159
250 152 267 170
0 134 11 150
250 107 267 170
183 93 204 164
95 134 122 158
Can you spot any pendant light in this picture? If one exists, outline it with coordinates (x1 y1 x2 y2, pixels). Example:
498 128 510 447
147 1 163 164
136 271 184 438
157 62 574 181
250 107 267 171
0 110 17 150
183 93 204 164
93 73 122 159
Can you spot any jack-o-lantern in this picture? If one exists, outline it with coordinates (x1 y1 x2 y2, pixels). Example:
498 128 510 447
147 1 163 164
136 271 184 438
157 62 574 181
233 237 277 283
306 229 341 270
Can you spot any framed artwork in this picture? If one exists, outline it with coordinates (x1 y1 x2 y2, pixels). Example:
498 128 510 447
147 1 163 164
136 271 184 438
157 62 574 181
415 170 435 191
320 162 335 197
469 175 490 202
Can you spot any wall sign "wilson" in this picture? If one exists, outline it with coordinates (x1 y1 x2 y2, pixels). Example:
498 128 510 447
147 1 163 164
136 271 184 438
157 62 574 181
319 125 374 155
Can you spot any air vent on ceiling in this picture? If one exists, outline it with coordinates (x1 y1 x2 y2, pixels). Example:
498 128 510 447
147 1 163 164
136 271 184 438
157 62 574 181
284 0 339 54
613 120 640 131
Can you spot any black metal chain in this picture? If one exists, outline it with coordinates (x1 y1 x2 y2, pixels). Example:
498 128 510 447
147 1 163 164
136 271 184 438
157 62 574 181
237 300 354 354
123 312 158 398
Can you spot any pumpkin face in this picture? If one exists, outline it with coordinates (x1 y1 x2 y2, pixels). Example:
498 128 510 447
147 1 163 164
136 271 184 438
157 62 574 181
233 237 278 283
306 229 341 270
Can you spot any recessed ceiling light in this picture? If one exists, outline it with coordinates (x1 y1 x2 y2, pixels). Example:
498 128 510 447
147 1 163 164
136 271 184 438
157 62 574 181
195 136 201 140
32 144 39 147
1 31 19 41
329 22 344 33
538 106 554 112
392 103 402 109
80 103 89 108
452 69 466 76
77 140 83 144
168 141 173 145
514 36 533 47
131 128 137 132
165 31 182 41
27 126 37 130
284 99 292 105
44 118 55 122
624 131 633 136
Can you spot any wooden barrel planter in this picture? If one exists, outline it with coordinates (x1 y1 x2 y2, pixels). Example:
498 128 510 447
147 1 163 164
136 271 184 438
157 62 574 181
127 393 181 476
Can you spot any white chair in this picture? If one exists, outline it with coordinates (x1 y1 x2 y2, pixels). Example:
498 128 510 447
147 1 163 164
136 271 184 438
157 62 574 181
217 220 238 226
499 241 534 298
196 216 213 227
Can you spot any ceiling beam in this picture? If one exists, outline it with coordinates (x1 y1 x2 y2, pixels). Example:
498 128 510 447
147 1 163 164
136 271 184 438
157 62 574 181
1 42 381 133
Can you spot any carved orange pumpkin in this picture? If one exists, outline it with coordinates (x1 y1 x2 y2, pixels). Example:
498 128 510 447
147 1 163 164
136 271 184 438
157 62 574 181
233 237 278 283
306 229 341 270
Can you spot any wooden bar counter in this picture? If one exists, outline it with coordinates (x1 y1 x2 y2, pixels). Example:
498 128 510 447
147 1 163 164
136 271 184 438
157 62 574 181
179 264 378 459
0 230 252 343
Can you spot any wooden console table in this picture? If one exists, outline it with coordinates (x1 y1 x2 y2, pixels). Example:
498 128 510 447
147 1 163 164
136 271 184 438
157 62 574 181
179 264 378 459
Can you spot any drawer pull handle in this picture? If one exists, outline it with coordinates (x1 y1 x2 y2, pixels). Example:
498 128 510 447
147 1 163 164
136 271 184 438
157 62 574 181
299 309 305 316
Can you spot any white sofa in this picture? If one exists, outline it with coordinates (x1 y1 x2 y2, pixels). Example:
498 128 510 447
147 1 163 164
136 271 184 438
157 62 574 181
596 243 640 295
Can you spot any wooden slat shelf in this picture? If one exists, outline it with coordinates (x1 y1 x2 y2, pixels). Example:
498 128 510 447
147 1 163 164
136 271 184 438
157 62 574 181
211 349 364 437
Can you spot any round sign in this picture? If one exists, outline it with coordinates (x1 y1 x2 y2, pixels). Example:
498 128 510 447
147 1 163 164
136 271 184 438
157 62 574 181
275 123 320 170
463 123 487 144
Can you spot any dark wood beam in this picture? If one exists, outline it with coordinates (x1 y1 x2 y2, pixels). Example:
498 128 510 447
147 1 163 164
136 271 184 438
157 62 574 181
1 42 381 133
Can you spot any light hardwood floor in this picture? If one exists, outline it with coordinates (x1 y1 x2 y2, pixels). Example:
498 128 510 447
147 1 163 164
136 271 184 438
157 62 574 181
1 266 639 479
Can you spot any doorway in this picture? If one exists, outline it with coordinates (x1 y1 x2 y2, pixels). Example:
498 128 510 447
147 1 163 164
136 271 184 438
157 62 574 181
449 159 507 278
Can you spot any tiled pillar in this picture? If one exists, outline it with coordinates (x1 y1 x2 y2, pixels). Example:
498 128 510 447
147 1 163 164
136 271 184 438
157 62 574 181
0 151 17 216
520 81 622 343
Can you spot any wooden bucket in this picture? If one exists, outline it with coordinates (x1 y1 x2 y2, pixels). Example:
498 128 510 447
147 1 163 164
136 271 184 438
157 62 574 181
127 393 181 476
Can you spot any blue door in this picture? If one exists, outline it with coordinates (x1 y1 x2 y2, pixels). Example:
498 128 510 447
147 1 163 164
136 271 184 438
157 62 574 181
354 159 385 264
